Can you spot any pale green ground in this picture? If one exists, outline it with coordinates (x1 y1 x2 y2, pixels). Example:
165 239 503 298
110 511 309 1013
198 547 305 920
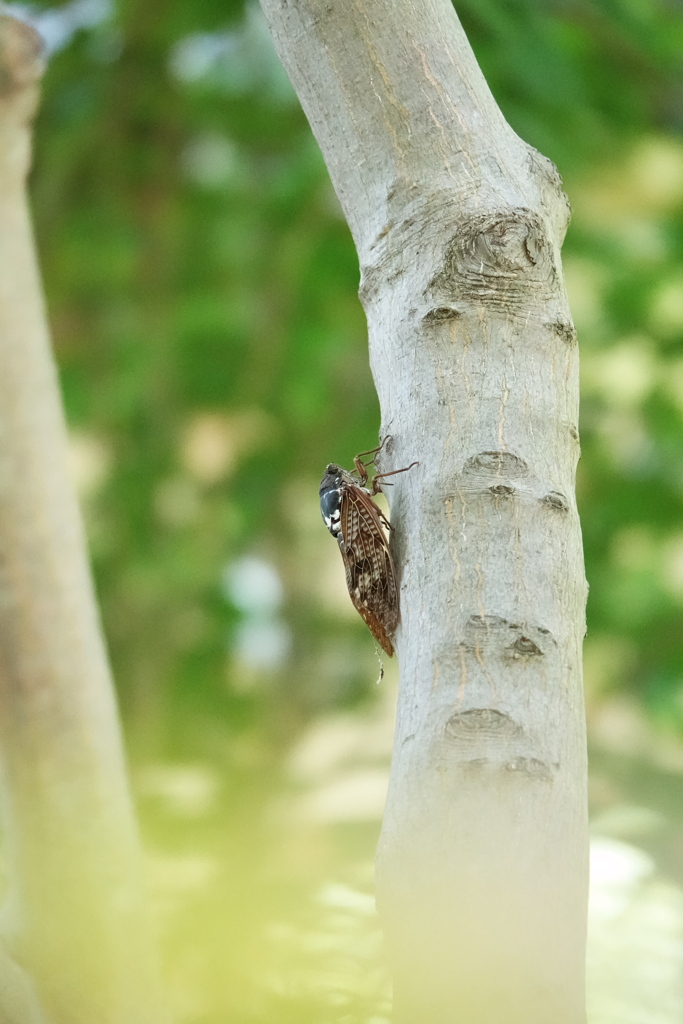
138 671 683 1023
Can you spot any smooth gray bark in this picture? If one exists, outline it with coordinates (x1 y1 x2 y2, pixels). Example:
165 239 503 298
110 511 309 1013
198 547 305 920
0 15 165 1024
259 1 588 1022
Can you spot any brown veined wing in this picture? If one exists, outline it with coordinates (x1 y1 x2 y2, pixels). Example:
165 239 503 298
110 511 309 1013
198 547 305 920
339 483 398 656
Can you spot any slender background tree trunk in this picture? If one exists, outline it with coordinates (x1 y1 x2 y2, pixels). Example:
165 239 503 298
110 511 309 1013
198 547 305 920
0 15 165 1024
259 1 588 1021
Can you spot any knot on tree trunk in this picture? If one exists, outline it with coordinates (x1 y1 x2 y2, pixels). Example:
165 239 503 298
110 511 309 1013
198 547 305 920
428 209 558 318
443 706 555 780
458 613 554 657
440 449 574 517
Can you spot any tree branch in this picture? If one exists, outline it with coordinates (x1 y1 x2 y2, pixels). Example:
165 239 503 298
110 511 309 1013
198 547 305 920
259 1 588 1021
0 15 165 1024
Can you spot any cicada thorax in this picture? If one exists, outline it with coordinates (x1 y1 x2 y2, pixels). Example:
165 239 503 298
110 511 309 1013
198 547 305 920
319 450 416 657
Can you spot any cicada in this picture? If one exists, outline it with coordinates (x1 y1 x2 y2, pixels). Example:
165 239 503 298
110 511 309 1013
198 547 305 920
319 442 417 656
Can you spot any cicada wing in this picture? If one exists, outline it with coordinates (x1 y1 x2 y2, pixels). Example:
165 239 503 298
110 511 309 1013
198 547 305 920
338 485 399 655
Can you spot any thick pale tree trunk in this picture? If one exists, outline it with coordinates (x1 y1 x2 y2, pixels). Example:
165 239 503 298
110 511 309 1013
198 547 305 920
0 16 165 1024
259 1 588 1022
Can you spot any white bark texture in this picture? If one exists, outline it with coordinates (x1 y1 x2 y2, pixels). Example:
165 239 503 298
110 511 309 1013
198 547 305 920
0 16 165 1024
259 1 588 1022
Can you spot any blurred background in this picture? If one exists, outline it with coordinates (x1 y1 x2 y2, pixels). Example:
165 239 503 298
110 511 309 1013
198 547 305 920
11 0 683 1020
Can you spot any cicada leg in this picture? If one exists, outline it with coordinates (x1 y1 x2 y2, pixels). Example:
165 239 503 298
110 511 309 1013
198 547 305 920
371 460 419 495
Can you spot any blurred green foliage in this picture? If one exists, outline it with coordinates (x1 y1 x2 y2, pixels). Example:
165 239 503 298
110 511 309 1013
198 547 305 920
18 0 683 1019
